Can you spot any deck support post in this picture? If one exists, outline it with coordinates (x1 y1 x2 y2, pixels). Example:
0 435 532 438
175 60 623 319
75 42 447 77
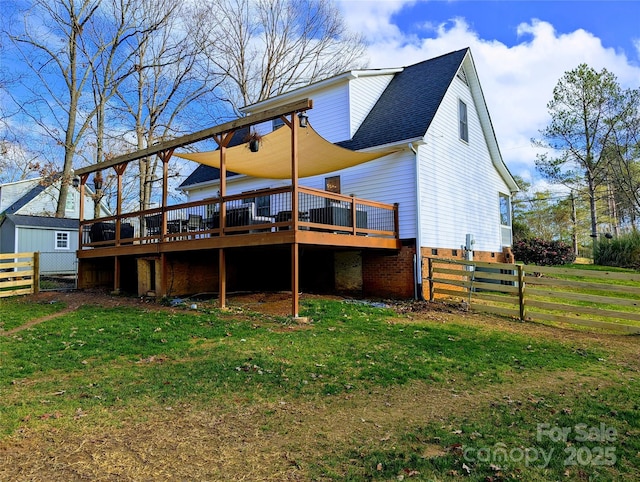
77 174 89 249
219 248 226 309
159 253 167 297
290 111 300 318
159 150 174 240
291 243 299 318
213 131 234 236
114 256 120 294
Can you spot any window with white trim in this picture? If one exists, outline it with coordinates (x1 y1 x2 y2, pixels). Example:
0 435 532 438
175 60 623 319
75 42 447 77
499 193 511 226
55 231 70 250
65 191 76 212
458 99 468 142
499 193 512 247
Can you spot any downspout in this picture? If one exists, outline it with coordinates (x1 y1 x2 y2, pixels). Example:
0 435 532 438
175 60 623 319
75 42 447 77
409 142 424 300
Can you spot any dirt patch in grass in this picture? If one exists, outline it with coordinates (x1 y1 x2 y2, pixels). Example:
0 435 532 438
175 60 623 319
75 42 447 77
0 369 611 481
4 290 338 335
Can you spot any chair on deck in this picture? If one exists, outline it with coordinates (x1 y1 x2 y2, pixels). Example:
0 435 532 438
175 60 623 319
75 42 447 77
145 214 162 236
187 214 203 231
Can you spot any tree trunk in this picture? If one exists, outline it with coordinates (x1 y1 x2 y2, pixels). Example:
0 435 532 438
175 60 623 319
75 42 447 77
587 174 598 251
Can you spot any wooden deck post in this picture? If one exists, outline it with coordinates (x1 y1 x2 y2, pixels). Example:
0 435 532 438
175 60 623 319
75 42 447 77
159 253 167 297
291 243 299 318
114 256 120 294
77 174 88 249
291 112 300 317
113 165 126 293
160 150 174 240
219 248 226 309
213 132 234 311
214 132 234 237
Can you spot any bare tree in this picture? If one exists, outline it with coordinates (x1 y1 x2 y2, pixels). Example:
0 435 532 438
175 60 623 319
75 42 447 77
7 0 107 217
86 0 174 217
197 0 367 112
115 1 223 210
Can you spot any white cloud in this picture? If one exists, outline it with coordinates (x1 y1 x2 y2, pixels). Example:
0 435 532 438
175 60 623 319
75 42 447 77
336 2 640 189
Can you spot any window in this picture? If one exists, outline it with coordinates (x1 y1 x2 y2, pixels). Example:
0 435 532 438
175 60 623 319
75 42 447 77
324 176 341 194
243 195 271 216
65 191 76 212
55 231 70 250
458 99 468 142
499 193 511 226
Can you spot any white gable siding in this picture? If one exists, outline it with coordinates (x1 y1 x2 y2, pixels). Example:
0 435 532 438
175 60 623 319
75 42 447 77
19 188 62 216
251 83 351 143
0 178 102 219
17 187 100 219
0 179 40 212
307 85 351 142
349 74 394 138
418 76 512 252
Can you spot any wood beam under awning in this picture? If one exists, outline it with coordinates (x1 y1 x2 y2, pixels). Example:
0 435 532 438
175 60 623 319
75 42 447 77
74 99 313 177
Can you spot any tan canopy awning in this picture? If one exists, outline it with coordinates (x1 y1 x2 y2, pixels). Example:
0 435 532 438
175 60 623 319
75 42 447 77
175 124 396 179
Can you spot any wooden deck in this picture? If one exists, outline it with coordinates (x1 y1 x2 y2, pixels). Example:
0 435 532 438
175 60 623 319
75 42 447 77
78 186 400 259
73 99 403 316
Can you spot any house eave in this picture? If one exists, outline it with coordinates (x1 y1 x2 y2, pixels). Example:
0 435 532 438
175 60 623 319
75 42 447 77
355 136 426 154
241 68 404 115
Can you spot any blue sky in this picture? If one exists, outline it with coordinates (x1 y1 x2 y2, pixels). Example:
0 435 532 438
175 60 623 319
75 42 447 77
2 0 638 192
336 0 640 191
392 1 639 61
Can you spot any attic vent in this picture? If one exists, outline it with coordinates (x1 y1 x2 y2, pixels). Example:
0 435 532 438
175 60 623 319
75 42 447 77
456 68 468 85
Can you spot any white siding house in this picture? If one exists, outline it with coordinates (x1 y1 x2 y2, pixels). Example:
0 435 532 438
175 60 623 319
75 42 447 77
179 48 518 296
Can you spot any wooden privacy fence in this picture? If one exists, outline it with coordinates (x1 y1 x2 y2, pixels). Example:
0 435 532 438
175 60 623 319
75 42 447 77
0 252 40 298
425 256 640 334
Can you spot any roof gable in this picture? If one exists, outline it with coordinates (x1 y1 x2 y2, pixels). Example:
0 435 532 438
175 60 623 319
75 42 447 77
2 183 47 215
180 49 470 188
338 48 468 150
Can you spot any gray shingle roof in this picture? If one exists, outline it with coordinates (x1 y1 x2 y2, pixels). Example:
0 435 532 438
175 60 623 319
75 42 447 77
178 128 248 188
338 48 468 150
6 214 78 229
180 49 468 187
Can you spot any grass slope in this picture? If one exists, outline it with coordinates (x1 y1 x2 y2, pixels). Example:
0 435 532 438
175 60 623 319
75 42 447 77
0 296 638 481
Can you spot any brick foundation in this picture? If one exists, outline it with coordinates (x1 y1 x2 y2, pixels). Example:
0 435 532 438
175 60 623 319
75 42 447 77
363 244 416 299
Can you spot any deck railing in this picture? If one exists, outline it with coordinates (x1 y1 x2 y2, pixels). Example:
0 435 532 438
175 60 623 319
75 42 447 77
79 186 398 249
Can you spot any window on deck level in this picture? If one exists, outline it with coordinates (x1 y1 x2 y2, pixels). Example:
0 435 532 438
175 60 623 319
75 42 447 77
459 99 468 142
243 195 271 216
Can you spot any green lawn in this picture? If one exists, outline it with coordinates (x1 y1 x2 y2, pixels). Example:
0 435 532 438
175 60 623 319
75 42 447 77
0 296 638 481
